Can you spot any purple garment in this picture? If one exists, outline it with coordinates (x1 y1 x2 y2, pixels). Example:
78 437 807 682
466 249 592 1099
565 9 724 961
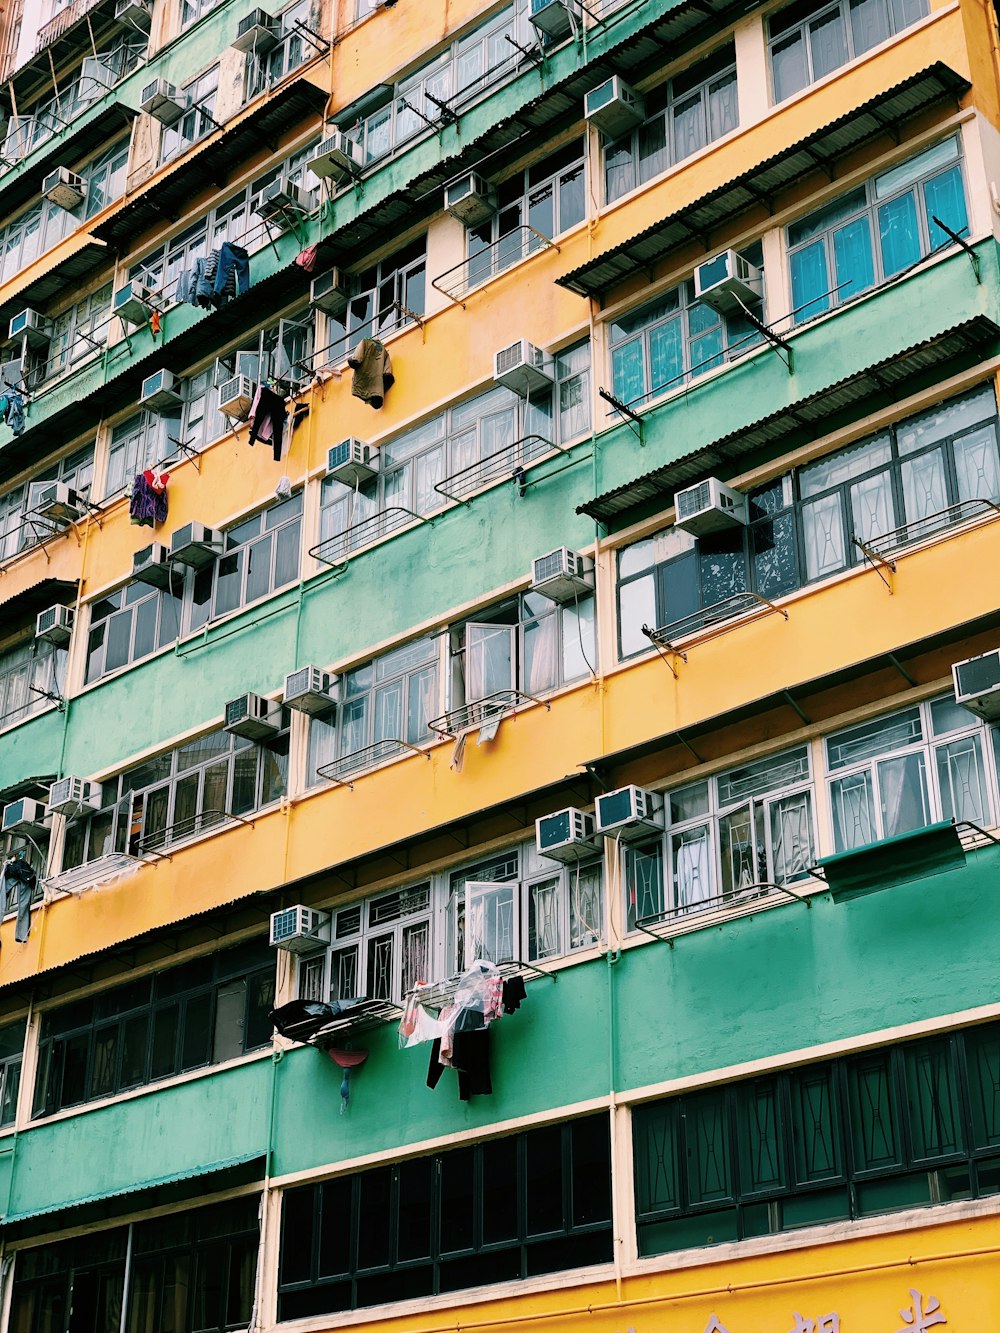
130 474 167 527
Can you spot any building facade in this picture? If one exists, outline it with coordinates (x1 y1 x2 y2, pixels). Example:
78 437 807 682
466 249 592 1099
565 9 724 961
0 0 999 1329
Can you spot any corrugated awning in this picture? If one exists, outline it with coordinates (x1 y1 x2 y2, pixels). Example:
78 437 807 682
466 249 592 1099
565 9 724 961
0 576 78 626
557 62 970 299
1 1152 266 1228
577 315 1000 523
0 237 108 333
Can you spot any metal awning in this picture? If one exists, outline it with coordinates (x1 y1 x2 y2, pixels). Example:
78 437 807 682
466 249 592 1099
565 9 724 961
92 77 328 253
558 63 970 300
813 821 966 901
6 0 124 110
0 102 136 222
0 577 78 625
578 316 1000 523
0 237 109 333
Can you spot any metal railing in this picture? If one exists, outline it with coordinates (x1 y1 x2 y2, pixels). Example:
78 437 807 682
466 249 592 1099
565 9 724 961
432 226 558 306
137 807 253 856
310 506 428 570
45 850 141 896
635 880 804 940
642 592 788 660
404 957 555 1013
854 497 1000 567
317 738 430 789
33 0 110 55
434 434 559 505
427 688 549 740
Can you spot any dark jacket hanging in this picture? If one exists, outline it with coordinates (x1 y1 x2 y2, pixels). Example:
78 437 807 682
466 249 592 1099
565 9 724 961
248 385 287 463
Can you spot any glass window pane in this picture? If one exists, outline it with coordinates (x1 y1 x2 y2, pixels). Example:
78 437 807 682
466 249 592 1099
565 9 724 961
877 192 921 277
953 425 1000 503
831 770 877 849
876 751 929 837
672 825 712 910
901 448 948 522
849 0 890 54
848 1051 902 1173
808 8 849 79
802 493 846 579
618 572 656 657
935 733 990 824
685 1089 733 1205
832 215 875 301
738 1079 784 1195
790 239 830 320
850 468 894 543
771 31 807 102
904 1039 962 1160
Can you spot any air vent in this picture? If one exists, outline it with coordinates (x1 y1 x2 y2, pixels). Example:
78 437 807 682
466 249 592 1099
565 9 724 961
445 172 497 226
308 130 365 183
218 375 256 422
35 604 74 646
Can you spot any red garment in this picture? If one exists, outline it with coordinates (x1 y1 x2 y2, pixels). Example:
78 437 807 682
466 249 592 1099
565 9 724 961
294 244 320 273
143 469 169 492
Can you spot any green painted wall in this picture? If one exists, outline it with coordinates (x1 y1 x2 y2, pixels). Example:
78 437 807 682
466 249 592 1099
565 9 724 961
0 706 65 796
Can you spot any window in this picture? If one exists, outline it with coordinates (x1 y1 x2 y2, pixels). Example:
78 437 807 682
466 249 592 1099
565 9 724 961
246 0 311 99
827 696 1000 851
189 493 302 630
466 140 585 286
9 1197 259 1333
85 582 182 683
159 66 219 164
318 345 590 549
62 719 290 872
0 636 66 727
278 1114 612 1318
623 746 815 930
605 47 738 204
308 637 440 781
614 383 1000 657
47 282 113 377
0 1018 25 1127
449 845 604 971
633 1020 1000 1257
788 137 968 322
1 833 48 901
215 313 316 401
769 0 929 103
321 238 426 360
300 884 433 1005
180 0 221 28
609 250 763 407
32 942 273 1116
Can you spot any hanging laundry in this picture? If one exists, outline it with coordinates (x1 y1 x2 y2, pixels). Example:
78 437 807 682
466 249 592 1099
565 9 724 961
129 469 169 527
150 309 162 336
194 252 219 308
213 242 250 304
348 337 394 408
248 384 288 463
0 388 25 436
294 243 319 273
1 856 38 943
427 1028 492 1101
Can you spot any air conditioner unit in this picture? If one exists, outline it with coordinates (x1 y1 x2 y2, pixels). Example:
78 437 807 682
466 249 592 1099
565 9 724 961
531 548 595 603
231 7 279 51
269 905 331 954
445 172 497 226
530 0 573 39
35 604 74 646
953 650 1000 722
115 0 151 29
254 180 312 223
46 777 103 819
310 268 351 317
584 77 645 138
140 78 189 126
1 797 48 835
308 130 365 183
674 477 748 536
9 308 52 349
594 785 664 840
217 374 256 422
325 438 378 487
132 542 173 588
284 666 341 716
41 166 87 211
536 808 598 863
0 359 24 389
113 278 157 326
695 250 763 316
224 692 282 741
494 340 553 395
35 482 84 525
140 368 183 412
170 521 223 569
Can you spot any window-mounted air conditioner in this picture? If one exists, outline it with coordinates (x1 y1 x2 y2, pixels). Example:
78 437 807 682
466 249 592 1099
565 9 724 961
132 542 173 588
953 650 1000 722
531 548 594 603
694 250 763 316
35 604 74 647
170 521 223 569
308 130 365 183
494 340 553 395
217 374 256 422
310 268 351 317
530 0 573 39
35 482 84 525
536 808 598 863
1 797 48 835
0 359 24 389
113 278 157 327
326 438 378 487
594 785 664 840
140 78 189 126
41 166 86 211
115 0 151 30
224 692 282 741
9 308 52 349
269 905 331 954
284 666 340 716
231 7 279 52
140 368 183 412
254 180 312 224
674 477 748 536
584 77 644 138
46 777 102 819
445 172 497 227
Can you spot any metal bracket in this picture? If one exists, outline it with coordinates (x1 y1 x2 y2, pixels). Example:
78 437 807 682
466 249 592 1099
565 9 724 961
933 215 980 283
598 387 644 444
852 536 895 592
732 294 793 372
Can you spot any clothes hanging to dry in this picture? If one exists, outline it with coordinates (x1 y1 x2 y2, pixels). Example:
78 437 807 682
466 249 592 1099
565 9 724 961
348 338 394 408
0 388 25 437
129 469 169 527
178 244 250 311
0 856 37 943
248 385 288 463
294 243 320 273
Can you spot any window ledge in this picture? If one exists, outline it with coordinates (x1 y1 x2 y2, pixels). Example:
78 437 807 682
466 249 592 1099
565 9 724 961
0 699 60 741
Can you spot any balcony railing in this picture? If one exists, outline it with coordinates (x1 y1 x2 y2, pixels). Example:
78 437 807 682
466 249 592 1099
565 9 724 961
636 880 804 939
46 851 141 896
137 808 253 857
854 497 1000 570
317 738 430 789
432 226 558 306
309 507 429 570
433 434 560 505
34 0 109 55
427 689 549 741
